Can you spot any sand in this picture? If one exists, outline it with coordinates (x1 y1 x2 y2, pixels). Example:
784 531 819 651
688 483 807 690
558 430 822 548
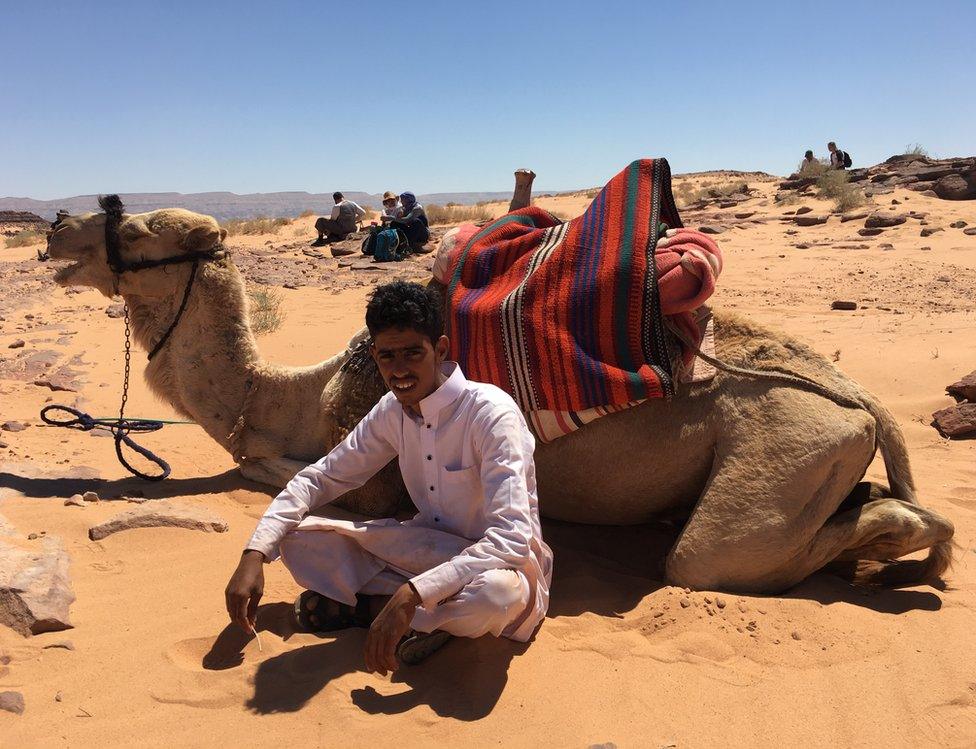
1 177 975 748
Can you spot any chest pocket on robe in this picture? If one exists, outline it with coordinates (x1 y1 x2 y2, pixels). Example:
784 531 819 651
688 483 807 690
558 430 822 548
438 465 483 536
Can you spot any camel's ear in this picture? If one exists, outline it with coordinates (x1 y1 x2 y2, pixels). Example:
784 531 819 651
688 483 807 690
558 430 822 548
220 227 227 242
182 223 221 252
118 216 157 253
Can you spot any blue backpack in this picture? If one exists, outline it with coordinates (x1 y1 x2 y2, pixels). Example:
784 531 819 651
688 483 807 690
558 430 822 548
373 227 409 262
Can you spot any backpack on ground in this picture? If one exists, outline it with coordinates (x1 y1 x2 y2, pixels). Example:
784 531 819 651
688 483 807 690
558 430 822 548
373 227 410 262
841 150 852 168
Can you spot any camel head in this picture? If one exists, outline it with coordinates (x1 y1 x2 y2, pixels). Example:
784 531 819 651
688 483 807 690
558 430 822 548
46 199 226 298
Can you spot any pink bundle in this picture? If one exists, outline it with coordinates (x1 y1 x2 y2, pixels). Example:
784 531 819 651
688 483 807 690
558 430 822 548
654 228 723 363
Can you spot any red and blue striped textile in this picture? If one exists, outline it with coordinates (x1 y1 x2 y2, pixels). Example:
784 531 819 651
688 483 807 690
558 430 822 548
445 158 683 413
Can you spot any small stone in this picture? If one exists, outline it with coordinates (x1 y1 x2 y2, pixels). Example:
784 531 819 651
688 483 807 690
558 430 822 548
679 597 691 608
715 596 727 609
7 340 25 349
1 421 27 432
794 243 812 249
104 304 125 319
82 491 100 502
920 227 944 237
791 630 802 641
0 691 25 715
64 495 85 507
55 691 63 702
88 502 229 541
865 212 907 228
42 640 74 650
27 533 39 540
963 227 976 236
831 300 858 311
794 214 828 226
858 227 885 236
794 206 813 215
950 220 967 228
880 243 895 251
697 225 725 235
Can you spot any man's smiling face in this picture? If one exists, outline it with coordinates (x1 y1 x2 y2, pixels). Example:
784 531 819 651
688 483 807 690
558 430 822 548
371 327 449 414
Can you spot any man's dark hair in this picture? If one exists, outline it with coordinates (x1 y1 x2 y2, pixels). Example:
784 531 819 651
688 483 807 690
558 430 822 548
333 191 343 201
366 281 443 342
805 150 813 159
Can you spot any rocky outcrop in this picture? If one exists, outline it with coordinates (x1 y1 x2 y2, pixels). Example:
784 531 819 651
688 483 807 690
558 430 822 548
88 502 229 541
947 371 976 403
933 370 976 439
780 155 976 201
0 517 75 636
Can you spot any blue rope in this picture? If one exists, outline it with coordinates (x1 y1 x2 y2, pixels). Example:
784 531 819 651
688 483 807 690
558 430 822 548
40 404 172 481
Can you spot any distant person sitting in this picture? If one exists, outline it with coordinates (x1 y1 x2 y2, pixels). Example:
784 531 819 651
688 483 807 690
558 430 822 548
381 191 402 220
799 150 819 174
828 142 852 170
313 192 366 246
382 191 430 252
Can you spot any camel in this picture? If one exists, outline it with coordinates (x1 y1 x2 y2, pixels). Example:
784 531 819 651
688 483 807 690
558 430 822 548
43 178 954 595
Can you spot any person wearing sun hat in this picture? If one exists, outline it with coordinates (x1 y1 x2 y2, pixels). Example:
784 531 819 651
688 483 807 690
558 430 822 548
381 191 402 220
381 191 430 251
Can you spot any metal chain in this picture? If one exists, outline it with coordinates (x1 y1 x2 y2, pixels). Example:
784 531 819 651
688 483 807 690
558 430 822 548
120 304 132 425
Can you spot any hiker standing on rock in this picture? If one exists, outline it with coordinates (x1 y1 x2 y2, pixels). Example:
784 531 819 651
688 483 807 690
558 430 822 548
313 191 366 246
225 281 552 672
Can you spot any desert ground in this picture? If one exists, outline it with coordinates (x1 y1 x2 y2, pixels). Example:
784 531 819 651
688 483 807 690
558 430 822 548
1 171 975 748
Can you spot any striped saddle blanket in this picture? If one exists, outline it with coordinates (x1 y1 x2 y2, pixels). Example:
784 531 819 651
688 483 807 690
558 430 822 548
436 158 722 440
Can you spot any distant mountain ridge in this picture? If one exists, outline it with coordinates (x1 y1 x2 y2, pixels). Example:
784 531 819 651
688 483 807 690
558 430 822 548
0 190 520 221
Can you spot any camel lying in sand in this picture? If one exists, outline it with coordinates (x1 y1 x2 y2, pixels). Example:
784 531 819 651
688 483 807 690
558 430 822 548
44 181 953 594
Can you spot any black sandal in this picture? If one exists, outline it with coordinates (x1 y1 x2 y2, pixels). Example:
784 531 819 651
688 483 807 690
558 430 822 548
294 590 373 632
396 630 453 665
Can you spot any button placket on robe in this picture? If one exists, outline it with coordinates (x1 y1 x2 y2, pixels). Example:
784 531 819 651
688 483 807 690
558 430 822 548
421 411 438 520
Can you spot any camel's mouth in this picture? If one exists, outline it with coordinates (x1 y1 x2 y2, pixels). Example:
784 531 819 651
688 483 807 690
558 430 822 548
52 259 85 285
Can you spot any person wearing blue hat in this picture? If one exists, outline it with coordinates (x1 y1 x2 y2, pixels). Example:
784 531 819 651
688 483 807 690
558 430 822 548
381 191 430 252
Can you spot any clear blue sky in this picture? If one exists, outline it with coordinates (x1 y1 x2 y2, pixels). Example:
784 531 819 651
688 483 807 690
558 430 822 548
3 0 973 199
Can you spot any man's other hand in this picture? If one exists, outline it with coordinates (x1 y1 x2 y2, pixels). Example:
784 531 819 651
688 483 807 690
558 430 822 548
364 583 421 675
225 549 265 632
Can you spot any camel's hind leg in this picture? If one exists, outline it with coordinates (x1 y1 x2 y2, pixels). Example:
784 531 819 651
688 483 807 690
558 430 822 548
664 404 950 593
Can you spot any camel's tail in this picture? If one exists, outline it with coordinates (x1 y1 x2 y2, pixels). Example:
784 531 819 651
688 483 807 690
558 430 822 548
686 335 954 586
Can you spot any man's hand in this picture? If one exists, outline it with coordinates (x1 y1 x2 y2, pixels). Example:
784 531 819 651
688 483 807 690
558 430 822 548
225 549 265 632
364 583 421 675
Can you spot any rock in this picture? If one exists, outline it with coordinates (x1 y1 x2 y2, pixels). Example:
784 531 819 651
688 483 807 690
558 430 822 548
791 630 802 641
950 220 968 228
82 491 99 502
64 495 85 508
921 190 938 198
964 227 976 236
0 530 75 636
1 421 27 432
697 225 725 234
934 174 976 201
715 596 727 609
330 245 358 258
7 339 25 349
679 597 691 608
858 228 885 237
104 304 126 319
946 371 976 402
879 243 895 251
864 212 907 228
840 212 869 223
931 404 976 438
33 373 79 392
0 691 25 715
42 640 74 650
794 215 828 227
794 243 812 249
733 212 755 219
88 502 229 541
920 227 944 237
794 206 813 215
831 300 858 311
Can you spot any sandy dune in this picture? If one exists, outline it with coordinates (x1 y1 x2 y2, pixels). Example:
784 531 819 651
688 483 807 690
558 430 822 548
1 175 974 747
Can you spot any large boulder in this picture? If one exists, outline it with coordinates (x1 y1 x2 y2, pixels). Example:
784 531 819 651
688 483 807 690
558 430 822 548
947 371 976 402
0 519 75 637
933 174 976 201
932 404 976 438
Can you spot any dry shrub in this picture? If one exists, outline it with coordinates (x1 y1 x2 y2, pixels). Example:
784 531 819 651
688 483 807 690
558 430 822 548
817 170 865 212
584 189 600 199
675 181 749 207
298 209 316 218
425 204 492 225
223 217 291 236
247 286 284 335
903 143 929 157
5 230 45 247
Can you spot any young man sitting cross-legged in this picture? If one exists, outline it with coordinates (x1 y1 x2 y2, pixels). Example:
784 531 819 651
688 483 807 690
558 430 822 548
224 281 552 673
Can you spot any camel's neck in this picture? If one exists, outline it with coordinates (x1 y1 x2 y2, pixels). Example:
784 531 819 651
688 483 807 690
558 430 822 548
121 260 266 449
